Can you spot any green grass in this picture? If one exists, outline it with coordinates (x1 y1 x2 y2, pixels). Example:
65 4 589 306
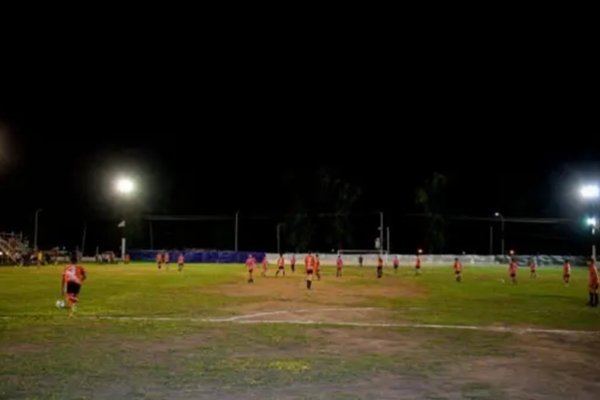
0 264 250 317
1 263 599 399
378 266 600 330
2 263 596 328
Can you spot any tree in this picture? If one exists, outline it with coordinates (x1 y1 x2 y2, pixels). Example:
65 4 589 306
415 172 448 253
284 168 362 251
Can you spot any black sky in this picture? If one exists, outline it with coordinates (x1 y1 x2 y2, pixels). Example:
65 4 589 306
1 60 599 254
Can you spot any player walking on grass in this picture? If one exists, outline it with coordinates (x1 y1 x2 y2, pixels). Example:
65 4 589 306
275 254 285 277
336 255 343 277
588 258 599 307
62 255 87 318
453 257 462 282
290 254 296 273
358 255 363 267
563 259 571 285
393 255 399 273
246 254 256 283
528 258 537 278
377 255 384 278
315 254 321 280
305 252 315 289
177 253 185 272
261 255 268 277
509 258 518 284
415 254 422 275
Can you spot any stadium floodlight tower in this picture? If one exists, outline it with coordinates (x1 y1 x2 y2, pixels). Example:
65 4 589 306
580 184 599 260
581 185 600 200
114 176 136 260
115 177 136 196
494 212 505 257
587 217 598 260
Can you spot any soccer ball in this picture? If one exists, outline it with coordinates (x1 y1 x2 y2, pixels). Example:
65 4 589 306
55 299 65 309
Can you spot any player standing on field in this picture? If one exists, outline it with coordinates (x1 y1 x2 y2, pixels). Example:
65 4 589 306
336 255 343 277
304 252 315 289
290 254 296 273
246 254 256 283
415 254 422 275
156 252 162 270
453 257 462 282
393 255 399 273
315 254 321 280
261 255 268 277
177 253 185 272
376 255 383 278
563 259 571 285
588 258 599 307
164 252 170 271
275 254 285 277
509 258 518 284
528 258 537 278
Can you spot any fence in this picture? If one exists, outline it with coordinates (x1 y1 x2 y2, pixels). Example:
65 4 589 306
128 250 590 267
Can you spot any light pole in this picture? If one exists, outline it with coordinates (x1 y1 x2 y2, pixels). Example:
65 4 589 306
586 217 597 260
276 223 283 254
580 184 599 260
386 226 390 254
494 212 505 257
235 210 240 251
33 208 42 251
114 176 136 260
379 212 384 256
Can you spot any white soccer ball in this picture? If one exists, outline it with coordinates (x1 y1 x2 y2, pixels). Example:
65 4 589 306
55 299 65 309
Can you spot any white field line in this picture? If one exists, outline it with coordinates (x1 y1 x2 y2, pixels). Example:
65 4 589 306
1 307 599 336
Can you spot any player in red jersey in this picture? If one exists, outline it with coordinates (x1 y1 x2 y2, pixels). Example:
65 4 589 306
563 259 571 285
315 254 321 280
453 257 463 282
164 252 170 271
275 254 285 277
156 252 162 270
261 255 268 277
304 252 315 289
376 255 384 279
588 258 599 307
177 253 185 272
246 254 256 283
528 258 537 279
336 255 343 277
61 255 87 317
509 258 518 284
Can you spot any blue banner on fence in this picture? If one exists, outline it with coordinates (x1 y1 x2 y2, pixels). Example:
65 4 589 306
129 250 266 263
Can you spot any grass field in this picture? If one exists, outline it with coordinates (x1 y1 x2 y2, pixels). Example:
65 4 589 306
1 263 600 399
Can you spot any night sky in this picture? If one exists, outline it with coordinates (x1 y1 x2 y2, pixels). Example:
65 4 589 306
1 70 598 255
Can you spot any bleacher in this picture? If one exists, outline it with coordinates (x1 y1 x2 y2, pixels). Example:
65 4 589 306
0 232 30 265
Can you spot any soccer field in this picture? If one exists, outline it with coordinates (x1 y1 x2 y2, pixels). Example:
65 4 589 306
1 263 600 399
